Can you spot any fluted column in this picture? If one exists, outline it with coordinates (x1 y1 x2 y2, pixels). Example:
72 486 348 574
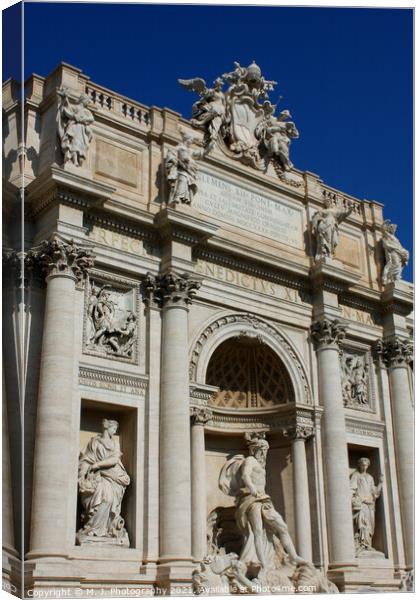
311 317 355 567
29 238 94 556
284 422 314 562
150 271 200 564
378 337 413 568
190 407 212 562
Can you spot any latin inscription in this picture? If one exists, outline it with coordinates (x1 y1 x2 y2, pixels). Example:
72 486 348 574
194 172 303 248
88 225 146 256
341 305 376 326
195 259 311 304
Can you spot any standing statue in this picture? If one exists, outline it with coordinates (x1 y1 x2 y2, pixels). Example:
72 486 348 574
193 432 339 594
77 419 130 546
311 197 354 262
256 108 299 173
57 88 94 167
219 433 305 581
165 130 203 207
381 220 409 285
350 458 383 556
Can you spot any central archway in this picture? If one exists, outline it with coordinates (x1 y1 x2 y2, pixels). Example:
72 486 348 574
206 337 293 409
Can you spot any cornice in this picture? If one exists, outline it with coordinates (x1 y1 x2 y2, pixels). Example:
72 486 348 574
26 165 115 217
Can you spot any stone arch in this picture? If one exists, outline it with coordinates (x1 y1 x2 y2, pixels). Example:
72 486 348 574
189 312 312 406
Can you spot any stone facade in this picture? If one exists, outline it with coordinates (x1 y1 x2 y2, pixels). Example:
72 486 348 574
2 62 413 596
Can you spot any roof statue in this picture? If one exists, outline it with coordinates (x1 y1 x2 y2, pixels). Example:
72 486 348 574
178 61 299 177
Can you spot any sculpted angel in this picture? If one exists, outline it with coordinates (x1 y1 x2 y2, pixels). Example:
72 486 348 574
57 88 94 166
178 77 226 152
381 220 409 284
311 197 354 261
165 130 202 206
77 419 130 546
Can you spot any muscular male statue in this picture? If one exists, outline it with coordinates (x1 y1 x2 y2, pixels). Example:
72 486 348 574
219 433 306 571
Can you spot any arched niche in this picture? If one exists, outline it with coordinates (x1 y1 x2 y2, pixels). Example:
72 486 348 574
189 312 312 407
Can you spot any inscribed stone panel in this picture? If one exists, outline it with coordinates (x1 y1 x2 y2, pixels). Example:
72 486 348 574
195 172 304 249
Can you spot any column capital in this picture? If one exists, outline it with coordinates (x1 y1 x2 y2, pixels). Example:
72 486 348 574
144 270 201 308
283 422 314 441
3 248 44 289
35 237 95 282
190 406 212 426
310 316 348 349
373 337 413 368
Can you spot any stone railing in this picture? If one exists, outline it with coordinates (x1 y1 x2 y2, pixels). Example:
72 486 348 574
321 187 363 217
85 83 151 127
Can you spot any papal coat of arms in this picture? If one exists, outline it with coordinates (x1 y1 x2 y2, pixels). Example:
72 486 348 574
178 61 299 176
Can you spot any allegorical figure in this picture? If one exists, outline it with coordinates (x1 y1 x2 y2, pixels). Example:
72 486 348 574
57 88 94 167
350 457 383 556
257 109 299 173
77 419 130 546
381 220 409 285
87 284 137 357
165 130 203 206
311 197 354 262
178 77 226 152
219 433 306 578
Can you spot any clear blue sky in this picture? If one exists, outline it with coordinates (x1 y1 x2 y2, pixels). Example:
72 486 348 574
4 3 413 281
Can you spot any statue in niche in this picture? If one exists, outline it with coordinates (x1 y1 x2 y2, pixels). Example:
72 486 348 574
87 283 137 358
219 433 305 573
350 458 384 557
77 419 130 546
165 129 203 207
311 197 354 262
179 61 298 175
341 353 369 408
381 220 409 285
57 88 94 167
193 432 338 594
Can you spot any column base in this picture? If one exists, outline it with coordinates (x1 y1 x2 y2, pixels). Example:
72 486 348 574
327 560 402 592
156 559 195 596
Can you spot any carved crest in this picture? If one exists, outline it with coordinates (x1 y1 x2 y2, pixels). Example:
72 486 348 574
178 61 299 176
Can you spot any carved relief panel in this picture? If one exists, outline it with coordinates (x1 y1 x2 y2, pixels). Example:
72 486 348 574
340 349 373 411
83 274 139 363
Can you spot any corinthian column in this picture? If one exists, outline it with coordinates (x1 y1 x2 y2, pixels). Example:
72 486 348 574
311 317 355 567
284 422 314 562
190 407 212 562
150 271 200 565
380 337 414 568
29 238 94 556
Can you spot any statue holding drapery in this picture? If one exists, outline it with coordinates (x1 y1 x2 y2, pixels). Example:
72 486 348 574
77 418 130 546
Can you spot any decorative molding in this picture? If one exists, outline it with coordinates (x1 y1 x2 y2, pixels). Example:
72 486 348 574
346 416 384 439
79 365 147 396
189 312 312 405
310 317 348 348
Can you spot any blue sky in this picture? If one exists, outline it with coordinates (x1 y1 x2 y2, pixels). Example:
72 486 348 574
4 3 414 281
